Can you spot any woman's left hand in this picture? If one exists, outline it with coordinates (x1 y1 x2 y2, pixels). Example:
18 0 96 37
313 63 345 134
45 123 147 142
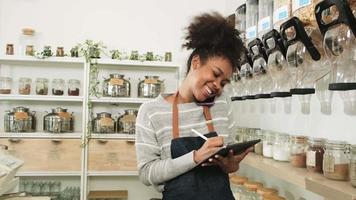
201 147 253 173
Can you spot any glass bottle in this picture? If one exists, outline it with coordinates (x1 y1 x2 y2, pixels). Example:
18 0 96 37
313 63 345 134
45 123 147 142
290 136 308 168
68 79 80 96
246 0 259 44
306 137 325 173
18 77 32 95
258 0 273 38
323 140 350 181
263 131 275 158
254 130 264 155
0 77 12 94
273 133 290 161
52 79 65 95
36 78 49 95
350 145 356 187
235 4 247 42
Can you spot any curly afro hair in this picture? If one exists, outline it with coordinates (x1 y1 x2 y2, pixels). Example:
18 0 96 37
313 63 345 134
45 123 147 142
183 12 244 74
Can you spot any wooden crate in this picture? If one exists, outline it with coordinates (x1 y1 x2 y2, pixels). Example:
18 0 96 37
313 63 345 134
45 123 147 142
88 140 137 171
88 190 128 200
0 138 82 172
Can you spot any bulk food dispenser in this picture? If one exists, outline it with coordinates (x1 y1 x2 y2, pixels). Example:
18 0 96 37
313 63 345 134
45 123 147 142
280 17 331 113
235 4 247 42
230 71 244 101
240 50 255 100
315 0 356 114
248 38 271 99
246 0 259 44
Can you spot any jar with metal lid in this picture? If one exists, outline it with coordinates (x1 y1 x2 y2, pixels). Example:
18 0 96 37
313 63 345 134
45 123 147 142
103 74 130 97
138 76 165 98
4 106 36 132
306 137 325 173
273 0 292 30
258 0 273 38
44 107 74 133
263 131 275 158
0 77 12 94
92 112 116 134
117 109 138 134
18 77 32 95
290 136 308 167
246 0 259 44
35 78 49 95
273 133 290 161
68 79 80 96
52 79 65 95
254 130 264 155
323 140 350 181
350 145 356 187
235 4 246 42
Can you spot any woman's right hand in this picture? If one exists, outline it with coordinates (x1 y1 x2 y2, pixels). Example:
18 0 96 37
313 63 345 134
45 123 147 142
193 136 224 164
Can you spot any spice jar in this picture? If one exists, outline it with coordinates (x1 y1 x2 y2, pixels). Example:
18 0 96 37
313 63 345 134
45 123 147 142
254 130 264 155
18 77 32 95
323 140 350 181
244 181 263 192
290 136 308 168
56 47 64 57
263 131 275 158
306 137 325 173
273 133 290 161
165 52 172 62
25 45 34 56
0 77 12 94
350 145 356 187
52 79 65 96
6 44 14 55
67 79 80 96
35 78 49 95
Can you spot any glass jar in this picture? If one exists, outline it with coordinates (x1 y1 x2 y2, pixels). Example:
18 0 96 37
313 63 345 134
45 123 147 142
0 77 12 94
52 79 65 95
258 0 273 38
6 44 14 55
257 187 278 198
273 0 292 29
230 175 248 200
290 136 308 167
273 133 290 161
117 109 138 134
264 194 286 200
350 145 356 187
254 130 264 155
306 137 325 173
56 47 64 57
244 181 263 192
246 0 259 44
235 4 246 42
68 79 80 96
323 140 350 181
35 78 49 95
18 77 32 95
19 28 37 56
103 74 131 97
263 131 275 158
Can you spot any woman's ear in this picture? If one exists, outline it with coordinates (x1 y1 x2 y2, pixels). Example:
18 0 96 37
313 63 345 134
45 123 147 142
191 55 201 70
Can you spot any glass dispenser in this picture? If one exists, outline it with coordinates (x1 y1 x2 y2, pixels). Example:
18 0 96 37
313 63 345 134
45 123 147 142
248 38 271 99
315 0 356 114
240 50 255 100
246 0 259 44
235 4 247 42
258 0 274 38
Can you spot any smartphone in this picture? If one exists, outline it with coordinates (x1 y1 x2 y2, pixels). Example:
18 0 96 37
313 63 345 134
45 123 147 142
195 95 216 106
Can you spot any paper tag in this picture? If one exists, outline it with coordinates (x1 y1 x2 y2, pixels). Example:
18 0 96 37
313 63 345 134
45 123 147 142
293 0 311 12
100 117 114 127
110 78 124 86
58 112 71 120
306 151 316 167
144 79 158 84
15 112 29 120
258 16 271 32
351 162 356 180
246 26 257 40
323 155 335 173
274 5 289 22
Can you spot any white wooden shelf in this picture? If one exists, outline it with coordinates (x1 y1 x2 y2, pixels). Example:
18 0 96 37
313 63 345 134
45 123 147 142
0 55 84 65
0 132 82 139
16 171 81 177
87 171 138 176
89 96 152 104
96 59 180 69
90 133 135 140
0 94 84 102
241 154 356 200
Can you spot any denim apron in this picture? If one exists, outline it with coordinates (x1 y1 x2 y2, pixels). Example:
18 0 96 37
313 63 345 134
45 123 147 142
162 92 234 200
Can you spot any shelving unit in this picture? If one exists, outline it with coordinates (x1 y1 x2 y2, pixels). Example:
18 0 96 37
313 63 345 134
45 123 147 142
241 154 356 200
0 55 180 200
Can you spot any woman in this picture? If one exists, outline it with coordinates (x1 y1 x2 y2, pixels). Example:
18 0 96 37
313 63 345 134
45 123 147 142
135 12 251 200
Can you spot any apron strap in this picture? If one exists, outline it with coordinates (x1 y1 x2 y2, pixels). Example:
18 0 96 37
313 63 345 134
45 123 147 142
172 91 215 139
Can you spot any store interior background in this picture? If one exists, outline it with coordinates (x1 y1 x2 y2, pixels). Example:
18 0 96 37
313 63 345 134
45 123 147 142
1 0 355 199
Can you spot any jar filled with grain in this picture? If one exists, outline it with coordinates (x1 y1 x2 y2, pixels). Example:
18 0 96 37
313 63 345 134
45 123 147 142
323 140 350 181
349 145 356 187
290 135 308 168
306 137 325 173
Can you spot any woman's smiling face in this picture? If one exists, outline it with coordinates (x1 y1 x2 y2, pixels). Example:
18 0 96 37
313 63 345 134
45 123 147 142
188 55 233 102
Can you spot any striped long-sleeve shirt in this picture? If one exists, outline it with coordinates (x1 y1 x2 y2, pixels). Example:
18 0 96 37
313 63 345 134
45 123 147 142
135 93 235 192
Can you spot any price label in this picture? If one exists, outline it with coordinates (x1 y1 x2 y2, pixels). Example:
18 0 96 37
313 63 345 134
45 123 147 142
323 155 335 173
58 112 71 120
100 117 114 127
246 26 257 40
274 5 289 22
110 78 124 86
258 17 271 32
15 112 29 120
293 0 311 12
144 79 158 84
306 151 316 167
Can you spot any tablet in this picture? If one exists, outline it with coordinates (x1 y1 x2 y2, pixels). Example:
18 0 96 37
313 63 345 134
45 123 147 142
211 139 261 158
